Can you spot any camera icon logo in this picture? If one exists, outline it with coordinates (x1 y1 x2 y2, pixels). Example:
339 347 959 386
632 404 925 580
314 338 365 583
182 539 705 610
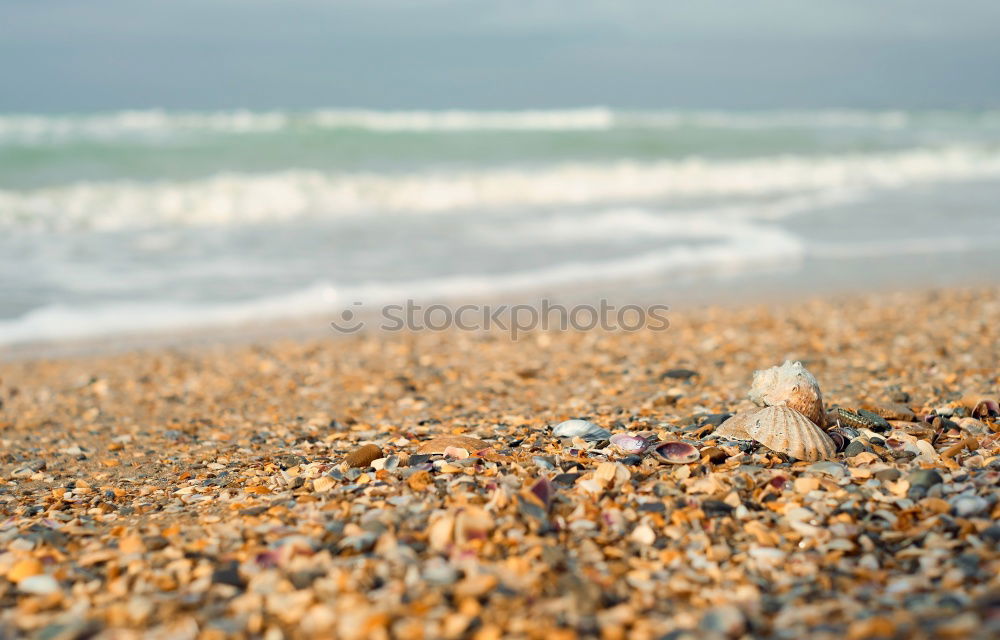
329 301 365 334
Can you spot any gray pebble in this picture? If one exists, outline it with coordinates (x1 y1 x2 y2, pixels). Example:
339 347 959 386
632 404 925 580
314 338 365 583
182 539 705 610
874 468 901 482
908 469 944 489
844 440 870 457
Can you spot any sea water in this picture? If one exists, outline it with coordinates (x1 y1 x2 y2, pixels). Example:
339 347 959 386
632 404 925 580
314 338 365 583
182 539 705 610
2 108 999 344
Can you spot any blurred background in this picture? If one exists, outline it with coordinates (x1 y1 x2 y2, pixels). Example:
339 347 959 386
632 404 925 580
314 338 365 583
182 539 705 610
2 0 1000 345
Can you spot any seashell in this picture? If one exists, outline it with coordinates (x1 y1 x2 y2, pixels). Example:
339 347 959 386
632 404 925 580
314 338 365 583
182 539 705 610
825 428 855 453
594 461 631 489
748 360 825 428
454 506 493 544
744 406 836 461
417 435 490 455
714 408 765 440
961 393 999 419
344 444 382 468
609 432 649 454
700 446 729 463
552 419 611 442
443 446 470 459
650 441 700 464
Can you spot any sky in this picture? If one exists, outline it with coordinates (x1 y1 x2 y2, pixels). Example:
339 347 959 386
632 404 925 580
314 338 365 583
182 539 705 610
3 0 1000 112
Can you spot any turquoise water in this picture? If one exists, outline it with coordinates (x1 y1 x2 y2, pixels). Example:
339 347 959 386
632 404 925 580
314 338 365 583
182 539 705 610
2 108 1000 344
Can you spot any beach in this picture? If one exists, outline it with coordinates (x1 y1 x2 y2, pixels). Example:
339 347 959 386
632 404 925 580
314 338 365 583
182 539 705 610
2 286 998 639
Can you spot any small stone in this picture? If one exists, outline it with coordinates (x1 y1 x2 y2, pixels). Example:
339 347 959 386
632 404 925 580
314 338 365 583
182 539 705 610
454 574 498 600
18 574 60 595
700 605 746 637
552 473 582 486
875 468 901 482
908 469 944 489
885 386 910 403
630 524 656 545
662 368 699 380
211 564 245 589
119 534 145 554
7 558 43 583
844 440 870 458
407 470 433 491
345 444 382 468
807 461 846 477
700 413 733 427
701 499 735 517
981 524 1000 543
951 494 989 518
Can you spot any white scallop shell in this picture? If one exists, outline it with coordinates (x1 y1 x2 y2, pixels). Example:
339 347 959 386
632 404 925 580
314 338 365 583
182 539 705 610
748 360 825 429
744 405 836 461
713 407 766 440
553 419 611 441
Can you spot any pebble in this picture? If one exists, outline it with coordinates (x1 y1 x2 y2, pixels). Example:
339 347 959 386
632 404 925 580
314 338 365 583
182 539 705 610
662 368 699 380
807 461 847 477
700 604 746 637
875 468 902 482
908 469 944 489
18 574 60 595
951 495 989 518
344 444 383 468
844 440 870 458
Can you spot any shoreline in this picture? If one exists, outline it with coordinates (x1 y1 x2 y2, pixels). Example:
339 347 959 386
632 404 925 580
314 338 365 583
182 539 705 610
4 258 999 362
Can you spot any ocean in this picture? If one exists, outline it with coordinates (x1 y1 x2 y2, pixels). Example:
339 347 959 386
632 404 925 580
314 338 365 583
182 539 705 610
2 107 1000 345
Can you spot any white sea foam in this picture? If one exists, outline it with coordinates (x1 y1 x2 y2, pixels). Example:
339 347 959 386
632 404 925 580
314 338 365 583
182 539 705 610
477 192 859 246
0 220 802 345
0 108 615 144
3 147 999 231
5 108 997 144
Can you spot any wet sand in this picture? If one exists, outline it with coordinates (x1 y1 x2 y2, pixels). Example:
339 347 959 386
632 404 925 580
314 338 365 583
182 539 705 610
1 287 999 639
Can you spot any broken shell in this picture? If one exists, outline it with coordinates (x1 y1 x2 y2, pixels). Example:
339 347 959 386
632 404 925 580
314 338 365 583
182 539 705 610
714 408 765 440
552 419 611 442
344 444 382 468
748 360 825 428
417 435 490 455
609 433 649 454
745 406 836 461
826 428 855 453
454 506 494 544
962 393 999 419
651 441 700 464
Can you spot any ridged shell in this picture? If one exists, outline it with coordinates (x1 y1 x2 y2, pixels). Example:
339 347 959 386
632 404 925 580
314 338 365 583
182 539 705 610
748 360 825 428
552 419 611 441
745 406 836 461
713 407 766 440
416 435 490 455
